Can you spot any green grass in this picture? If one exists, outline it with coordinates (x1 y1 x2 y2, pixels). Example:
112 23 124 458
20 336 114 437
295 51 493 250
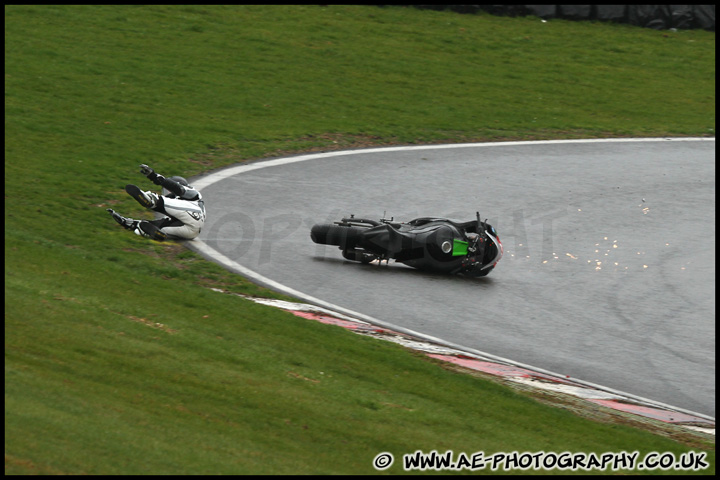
5 5 715 474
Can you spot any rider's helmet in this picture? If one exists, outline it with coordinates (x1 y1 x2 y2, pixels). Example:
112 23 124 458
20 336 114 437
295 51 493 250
168 176 189 187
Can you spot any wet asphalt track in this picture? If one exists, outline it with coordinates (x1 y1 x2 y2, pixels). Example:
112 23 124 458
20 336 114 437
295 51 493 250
190 139 715 417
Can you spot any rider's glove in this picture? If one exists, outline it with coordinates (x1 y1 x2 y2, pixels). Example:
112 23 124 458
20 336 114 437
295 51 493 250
140 164 163 184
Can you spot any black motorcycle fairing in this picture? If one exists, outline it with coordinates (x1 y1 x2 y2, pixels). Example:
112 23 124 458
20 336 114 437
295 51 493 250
355 220 468 273
407 217 480 234
461 231 502 277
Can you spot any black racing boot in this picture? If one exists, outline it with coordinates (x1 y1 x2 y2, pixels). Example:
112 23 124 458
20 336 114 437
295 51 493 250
125 184 155 209
137 220 168 241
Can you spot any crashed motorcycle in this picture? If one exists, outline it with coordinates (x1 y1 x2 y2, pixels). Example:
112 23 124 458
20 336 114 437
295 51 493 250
310 213 503 277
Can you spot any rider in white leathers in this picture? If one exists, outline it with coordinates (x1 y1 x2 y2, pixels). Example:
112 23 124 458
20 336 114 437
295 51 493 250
108 164 205 241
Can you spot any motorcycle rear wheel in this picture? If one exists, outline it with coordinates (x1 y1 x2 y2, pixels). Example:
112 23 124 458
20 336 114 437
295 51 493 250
311 224 364 249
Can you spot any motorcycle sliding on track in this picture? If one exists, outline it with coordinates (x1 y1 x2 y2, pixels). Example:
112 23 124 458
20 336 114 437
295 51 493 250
311 213 503 277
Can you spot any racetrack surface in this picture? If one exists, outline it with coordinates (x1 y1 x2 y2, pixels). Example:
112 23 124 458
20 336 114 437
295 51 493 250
192 139 715 417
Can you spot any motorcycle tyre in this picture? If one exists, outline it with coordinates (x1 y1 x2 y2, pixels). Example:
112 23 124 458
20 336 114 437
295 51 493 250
311 224 364 250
